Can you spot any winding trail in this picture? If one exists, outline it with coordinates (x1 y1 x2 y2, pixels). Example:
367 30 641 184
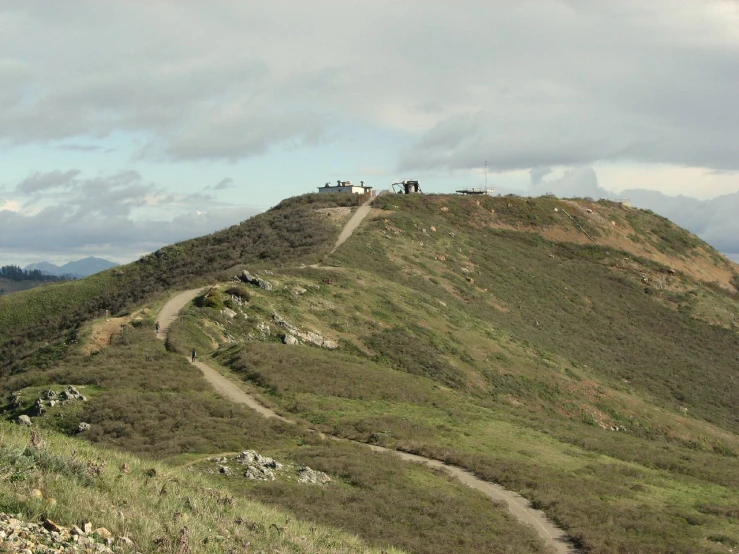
155 199 577 554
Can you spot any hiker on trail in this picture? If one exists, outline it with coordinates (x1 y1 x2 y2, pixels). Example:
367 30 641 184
155 321 160 333
191 348 196 363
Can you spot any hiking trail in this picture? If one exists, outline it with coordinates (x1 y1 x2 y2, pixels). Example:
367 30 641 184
155 198 578 554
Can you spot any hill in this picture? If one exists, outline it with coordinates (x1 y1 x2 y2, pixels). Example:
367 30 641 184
26 257 119 278
1 192 738 554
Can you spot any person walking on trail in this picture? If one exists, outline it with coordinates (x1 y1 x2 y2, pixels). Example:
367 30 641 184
191 348 196 363
155 321 160 333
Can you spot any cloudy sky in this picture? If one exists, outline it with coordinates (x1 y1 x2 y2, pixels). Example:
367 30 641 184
1 0 738 266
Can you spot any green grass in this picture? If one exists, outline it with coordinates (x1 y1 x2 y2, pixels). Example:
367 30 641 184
2 192 739 554
0 422 403 554
0 193 363 379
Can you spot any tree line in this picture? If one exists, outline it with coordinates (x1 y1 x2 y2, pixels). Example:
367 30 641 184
0 265 71 282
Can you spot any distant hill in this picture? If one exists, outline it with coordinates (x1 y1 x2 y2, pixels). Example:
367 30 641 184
25 256 118 277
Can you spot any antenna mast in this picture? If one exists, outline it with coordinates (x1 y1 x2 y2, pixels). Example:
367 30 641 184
485 160 488 189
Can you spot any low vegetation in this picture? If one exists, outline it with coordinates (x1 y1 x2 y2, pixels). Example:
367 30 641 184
2 192 738 553
0 193 363 378
0 422 403 554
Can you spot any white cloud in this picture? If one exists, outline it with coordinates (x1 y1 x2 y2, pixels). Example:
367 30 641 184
0 169 260 264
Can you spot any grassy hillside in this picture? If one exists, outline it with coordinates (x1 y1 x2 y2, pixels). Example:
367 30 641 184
0 279 51 297
0 194 364 378
0 422 403 554
2 192 738 553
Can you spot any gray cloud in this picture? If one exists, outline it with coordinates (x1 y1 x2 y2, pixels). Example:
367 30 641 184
530 167 552 185
16 169 81 194
212 178 234 191
1 1 737 169
57 144 100 152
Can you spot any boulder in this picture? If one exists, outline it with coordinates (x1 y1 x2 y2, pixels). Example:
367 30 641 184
78 422 91 433
297 466 331 485
240 270 273 291
31 399 46 417
17 415 32 426
283 334 299 345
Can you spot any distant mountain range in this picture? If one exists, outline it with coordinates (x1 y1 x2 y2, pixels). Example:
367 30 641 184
25 257 118 278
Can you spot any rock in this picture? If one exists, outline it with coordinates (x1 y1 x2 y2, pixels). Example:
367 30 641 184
322 339 338 349
92 527 112 539
42 519 62 533
78 422 91 433
82 522 93 535
219 465 230 475
297 466 331 485
273 312 337 349
48 400 56 407
44 390 56 400
256 321 271 336
283 334 299 345
17 415 32 426
235 450 283 481
222 308 237 319
118 536 134 546
31 399 46 417
71 526 86 536
291 287 307 295
67 386 81 397
30 489 43 499
240 270 273 291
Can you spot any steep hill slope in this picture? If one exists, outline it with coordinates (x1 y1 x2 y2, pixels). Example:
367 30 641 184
0 194 364 377
2 193 738 554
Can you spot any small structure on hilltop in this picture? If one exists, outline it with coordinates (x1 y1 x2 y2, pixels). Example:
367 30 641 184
318 180 374 195
456 187 495 196
391 180 421 194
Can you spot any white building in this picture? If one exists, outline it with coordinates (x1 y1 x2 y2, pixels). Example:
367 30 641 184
318 180 374 195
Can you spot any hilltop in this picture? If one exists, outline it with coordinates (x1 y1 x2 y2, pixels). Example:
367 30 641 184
1 192 738 554
25 257 119 278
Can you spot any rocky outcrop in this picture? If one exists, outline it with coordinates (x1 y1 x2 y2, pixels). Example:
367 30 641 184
236 450 282 481
282 334 299 345
0 512 125 553
17 415 31 426
297 466 331 485
13 385 89 424
272 312 338 349
209 450 330 485
239 270 273 291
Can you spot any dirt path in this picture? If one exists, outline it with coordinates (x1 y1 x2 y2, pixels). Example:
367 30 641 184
329 192 383 255
156 286 577 553
155 288 205 341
